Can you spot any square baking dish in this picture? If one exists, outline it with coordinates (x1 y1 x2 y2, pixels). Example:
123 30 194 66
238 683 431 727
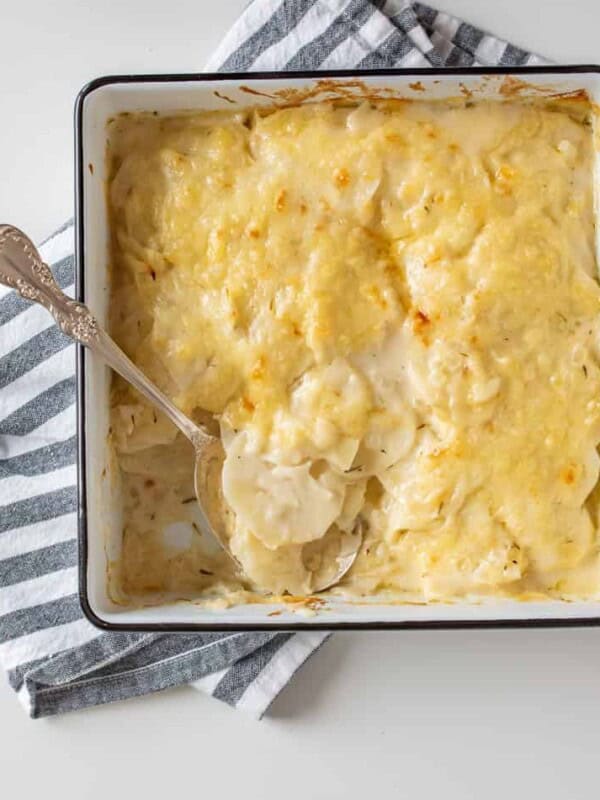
76 65 600 631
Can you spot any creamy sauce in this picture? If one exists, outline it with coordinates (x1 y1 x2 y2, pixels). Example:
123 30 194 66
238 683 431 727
107 98 600 604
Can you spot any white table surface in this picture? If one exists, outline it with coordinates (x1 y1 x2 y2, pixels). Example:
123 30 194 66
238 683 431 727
1 2 600 797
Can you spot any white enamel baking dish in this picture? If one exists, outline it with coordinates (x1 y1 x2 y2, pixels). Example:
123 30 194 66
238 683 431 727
76 65 600 631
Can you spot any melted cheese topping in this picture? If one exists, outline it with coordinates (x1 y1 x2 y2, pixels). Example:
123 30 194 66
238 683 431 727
108 98 600 604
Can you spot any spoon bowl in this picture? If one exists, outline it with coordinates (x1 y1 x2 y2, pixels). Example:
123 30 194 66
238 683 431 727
193 446 363 592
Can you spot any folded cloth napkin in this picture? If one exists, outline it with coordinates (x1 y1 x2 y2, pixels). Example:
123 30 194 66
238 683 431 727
0 0 547 719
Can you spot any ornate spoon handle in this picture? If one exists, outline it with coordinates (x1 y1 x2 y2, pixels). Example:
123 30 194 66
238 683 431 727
0 225 210 449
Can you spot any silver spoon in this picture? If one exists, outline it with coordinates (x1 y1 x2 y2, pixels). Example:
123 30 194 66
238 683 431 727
0 225 363 593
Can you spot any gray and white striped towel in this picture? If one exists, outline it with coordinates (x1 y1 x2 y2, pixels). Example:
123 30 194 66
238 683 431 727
0 0 547 719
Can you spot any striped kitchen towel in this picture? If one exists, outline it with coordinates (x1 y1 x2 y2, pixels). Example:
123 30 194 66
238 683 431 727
0 0 547 719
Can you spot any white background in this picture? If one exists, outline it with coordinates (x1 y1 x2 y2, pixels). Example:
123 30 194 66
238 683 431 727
1 1 600 798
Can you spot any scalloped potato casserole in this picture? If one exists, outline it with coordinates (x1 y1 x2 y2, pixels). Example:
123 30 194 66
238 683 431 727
107 97 600 605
